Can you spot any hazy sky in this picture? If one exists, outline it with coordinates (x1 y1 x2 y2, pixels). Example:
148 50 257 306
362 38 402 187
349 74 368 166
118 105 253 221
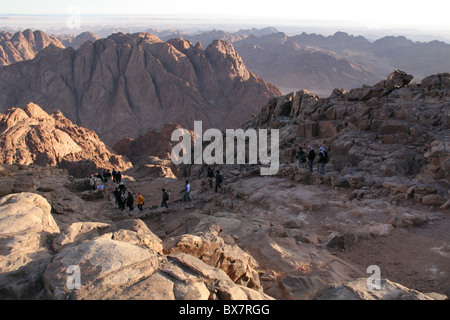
2 0 450 31
1 0 450 42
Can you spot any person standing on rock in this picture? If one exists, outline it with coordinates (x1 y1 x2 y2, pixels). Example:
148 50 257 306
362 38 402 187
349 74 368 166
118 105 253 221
215 171 223 193
112 169 117 183
318 146 328 175
207 167 215 188
118 192 126 211
161 188 169 208
90 174 96 190
296 147 307 169
126 192 134 211
113 187 121 207
307 146 316 172
183 180 192 202
136 193 145 211
119 181 126 195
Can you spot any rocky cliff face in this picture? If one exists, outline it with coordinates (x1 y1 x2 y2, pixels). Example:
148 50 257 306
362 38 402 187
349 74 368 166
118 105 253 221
0 32 281 145
113 122 190 164
0 103 132 177
0 29 65 66
243 70 449 206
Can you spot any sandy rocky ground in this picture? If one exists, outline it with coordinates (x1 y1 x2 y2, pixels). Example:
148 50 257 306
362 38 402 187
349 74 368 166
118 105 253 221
0 162 448 300
144 172 450 299
103 167 449 299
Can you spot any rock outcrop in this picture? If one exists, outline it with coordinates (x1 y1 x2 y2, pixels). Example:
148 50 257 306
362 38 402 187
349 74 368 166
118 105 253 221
242 70 450 207
315 278 446 300
0 182 273 300
113 122 187 164
0 32 281 145
0 29 65 66
0 103 132 177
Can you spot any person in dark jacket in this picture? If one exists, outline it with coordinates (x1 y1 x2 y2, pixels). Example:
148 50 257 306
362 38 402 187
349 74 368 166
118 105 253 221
161 188 169 208
118 193 126 211
307 146 316 172
113 187 121 206
296 147 306 169
126 192 134 211
215 171 223 193
207 167 215 188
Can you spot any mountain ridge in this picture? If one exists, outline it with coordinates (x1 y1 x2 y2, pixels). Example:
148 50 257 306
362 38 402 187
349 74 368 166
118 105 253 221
0 31 281 145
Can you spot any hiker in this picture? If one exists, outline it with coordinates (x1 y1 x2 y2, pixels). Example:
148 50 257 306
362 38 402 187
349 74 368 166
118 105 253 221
161 188 169 208
113 187 121 207
296 147 307 169
106 169 112 183
207 167 215 188
183 180 192 202
90 175 96 190
215 171 223 193
307 146 316 172
112 169 117 183
102 169 108 183
318 146 328 175
118 181 126 195
116 171 122 184
126 192 134 211
136 192 145 211
118 192 126 211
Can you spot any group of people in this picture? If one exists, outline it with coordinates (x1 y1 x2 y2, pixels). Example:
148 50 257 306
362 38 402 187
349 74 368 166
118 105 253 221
207 167 223 193
113 186 169 212
296 145 329 174
182 168 223 203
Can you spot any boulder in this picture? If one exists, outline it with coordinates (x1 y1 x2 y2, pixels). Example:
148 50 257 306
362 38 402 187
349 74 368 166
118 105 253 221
43 236 161 300
315 278 439 300
163 224 262 291
0 193 59 299
384 70 414 93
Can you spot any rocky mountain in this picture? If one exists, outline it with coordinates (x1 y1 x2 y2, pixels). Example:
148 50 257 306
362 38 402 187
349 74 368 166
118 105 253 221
232 32 379 96
54 31 99 50
0 29 65 66
0 71 448 301
0 102 132 177
159 28 450 97
0 32 281 145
